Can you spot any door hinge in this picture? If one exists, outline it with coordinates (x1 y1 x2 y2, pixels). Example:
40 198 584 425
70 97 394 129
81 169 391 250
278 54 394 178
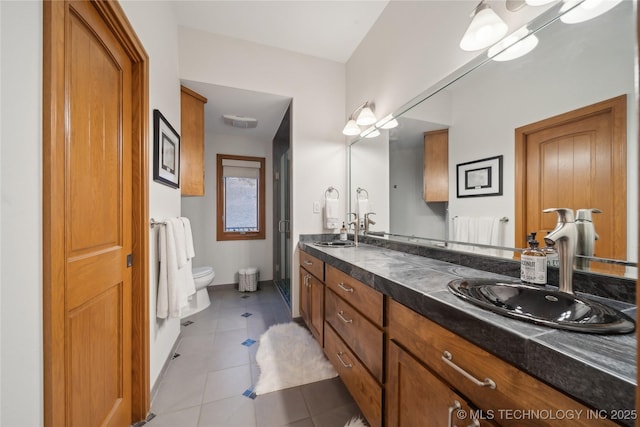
127 253 133 268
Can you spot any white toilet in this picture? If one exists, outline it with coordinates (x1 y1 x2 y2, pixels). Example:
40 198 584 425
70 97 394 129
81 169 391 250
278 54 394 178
180 266 215 318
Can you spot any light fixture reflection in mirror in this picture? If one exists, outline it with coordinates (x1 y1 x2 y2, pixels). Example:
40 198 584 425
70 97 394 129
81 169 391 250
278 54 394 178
487 26 539 61
560 0 624 24
460 1 509 51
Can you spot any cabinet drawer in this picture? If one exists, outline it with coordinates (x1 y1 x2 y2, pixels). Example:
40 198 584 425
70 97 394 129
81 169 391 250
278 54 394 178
325 289 383 382
325 264 383 326
324 323 382 427
299 250 324 281
388 299 616 427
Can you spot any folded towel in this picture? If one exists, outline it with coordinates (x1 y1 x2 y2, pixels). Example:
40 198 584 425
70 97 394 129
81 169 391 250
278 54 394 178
357 198 370 216
325 197 340 229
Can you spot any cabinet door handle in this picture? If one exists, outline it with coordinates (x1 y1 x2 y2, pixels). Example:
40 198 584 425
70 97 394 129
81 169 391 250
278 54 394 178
336 352 353 368
442 351 496 389
303 260 313 266
306 275 311 288
337 310 353 324
467 420 480 427
337 282 354 293
447 400 462 427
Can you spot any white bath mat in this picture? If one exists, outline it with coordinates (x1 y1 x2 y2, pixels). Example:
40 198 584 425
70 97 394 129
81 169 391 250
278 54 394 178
254 322 337 395
344 416 368 427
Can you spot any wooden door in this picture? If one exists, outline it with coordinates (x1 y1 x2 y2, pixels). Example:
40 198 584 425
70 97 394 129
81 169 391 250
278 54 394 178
43 1 150 426
515 96 627 269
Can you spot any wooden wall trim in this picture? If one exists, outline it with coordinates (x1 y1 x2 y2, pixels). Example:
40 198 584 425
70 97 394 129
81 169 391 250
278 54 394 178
42 2 67 425
42 1 150 425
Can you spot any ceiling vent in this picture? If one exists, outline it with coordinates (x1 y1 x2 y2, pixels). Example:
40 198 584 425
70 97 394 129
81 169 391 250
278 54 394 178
223 114 258 129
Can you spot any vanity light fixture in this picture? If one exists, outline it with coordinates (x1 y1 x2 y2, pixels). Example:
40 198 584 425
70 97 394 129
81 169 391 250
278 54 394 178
342 101 379 136
356 102 377 126
560 0 622 24
488 26 539 61
459 1 509 51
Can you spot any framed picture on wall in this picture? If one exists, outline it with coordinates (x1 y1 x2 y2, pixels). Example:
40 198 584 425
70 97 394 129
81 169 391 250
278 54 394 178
456 155 503 198
153 109 180 188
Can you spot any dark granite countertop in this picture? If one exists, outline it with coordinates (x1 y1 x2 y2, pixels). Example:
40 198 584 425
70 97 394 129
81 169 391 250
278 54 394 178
298 239 637 425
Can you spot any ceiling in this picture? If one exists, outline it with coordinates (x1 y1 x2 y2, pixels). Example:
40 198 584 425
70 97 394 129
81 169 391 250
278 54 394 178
172 0 390 141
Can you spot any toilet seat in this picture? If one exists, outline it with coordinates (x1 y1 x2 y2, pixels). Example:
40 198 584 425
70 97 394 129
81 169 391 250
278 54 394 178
193 266 214 279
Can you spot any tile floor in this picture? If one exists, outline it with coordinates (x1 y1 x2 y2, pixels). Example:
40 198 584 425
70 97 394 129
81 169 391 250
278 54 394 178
146 282 363 427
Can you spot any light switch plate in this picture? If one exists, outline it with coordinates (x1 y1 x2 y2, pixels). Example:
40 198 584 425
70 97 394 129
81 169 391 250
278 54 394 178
313 201 321 214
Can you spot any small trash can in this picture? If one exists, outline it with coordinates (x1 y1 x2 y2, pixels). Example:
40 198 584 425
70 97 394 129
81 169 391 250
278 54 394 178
238 267 259 292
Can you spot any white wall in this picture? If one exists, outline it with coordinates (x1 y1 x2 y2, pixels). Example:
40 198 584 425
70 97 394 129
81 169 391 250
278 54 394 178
178 28 346 316
182 133 274 284
0 2 43 425
119 0 184 390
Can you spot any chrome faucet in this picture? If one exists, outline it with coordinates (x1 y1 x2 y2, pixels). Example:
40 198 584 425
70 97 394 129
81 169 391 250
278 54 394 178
347 212 359 246
364 212 376 234
543 208 577 294
575 208 601 270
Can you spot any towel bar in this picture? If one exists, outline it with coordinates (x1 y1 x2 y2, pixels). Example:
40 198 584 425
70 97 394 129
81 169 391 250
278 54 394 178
451 216 509 223
150 218 166 228
325 186 339 199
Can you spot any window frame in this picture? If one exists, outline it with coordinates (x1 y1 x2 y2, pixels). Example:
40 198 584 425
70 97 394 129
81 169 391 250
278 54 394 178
216 153 266 241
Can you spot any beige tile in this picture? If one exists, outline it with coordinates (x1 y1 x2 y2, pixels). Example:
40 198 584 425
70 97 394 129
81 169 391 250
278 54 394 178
254 388 310 427
199 395 257 427
202 365 253 403
151 372 207 414
145 406 200 427
301 377 354 416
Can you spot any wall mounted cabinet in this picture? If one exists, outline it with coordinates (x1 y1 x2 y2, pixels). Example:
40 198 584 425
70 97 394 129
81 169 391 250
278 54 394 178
180 85 208 196
423 129 449 202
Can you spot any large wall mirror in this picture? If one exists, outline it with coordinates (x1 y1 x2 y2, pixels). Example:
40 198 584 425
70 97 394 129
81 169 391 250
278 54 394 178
349 0 638 279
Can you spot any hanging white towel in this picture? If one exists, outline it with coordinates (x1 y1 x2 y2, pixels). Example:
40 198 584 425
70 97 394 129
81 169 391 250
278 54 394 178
357 198 370 216
325 197 340 229
156 218 196 319
180 217 196 260
451 216 505 256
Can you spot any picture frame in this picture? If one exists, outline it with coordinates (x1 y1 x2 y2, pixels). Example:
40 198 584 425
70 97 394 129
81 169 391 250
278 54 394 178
153 109 180 189
456 155 503 198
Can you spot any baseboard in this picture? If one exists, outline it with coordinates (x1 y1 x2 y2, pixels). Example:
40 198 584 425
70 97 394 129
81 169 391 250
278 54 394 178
149 334 181 405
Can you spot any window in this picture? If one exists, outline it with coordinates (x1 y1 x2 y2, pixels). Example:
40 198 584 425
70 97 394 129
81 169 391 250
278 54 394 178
216 154 266 241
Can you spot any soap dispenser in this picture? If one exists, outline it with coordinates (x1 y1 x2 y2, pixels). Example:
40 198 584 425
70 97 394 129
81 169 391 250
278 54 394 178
339 222 348 241
521 232 547 285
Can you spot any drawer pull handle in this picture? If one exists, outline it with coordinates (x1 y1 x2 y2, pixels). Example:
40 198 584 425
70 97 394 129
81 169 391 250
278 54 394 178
303 260 313 266
447 400 461 427
442 351 496 389
336 352 353 368
337 282 354 293
467 420 480 427
337 310 353 324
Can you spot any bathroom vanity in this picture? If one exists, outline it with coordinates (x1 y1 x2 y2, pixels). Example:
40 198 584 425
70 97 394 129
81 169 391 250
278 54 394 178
298 237 636 427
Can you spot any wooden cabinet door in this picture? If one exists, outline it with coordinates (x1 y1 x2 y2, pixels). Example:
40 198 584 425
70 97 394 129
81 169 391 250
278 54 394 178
180 86 207 196
308 274 324 345
299 268 310 327
387 341 495 427
423 129 449 202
